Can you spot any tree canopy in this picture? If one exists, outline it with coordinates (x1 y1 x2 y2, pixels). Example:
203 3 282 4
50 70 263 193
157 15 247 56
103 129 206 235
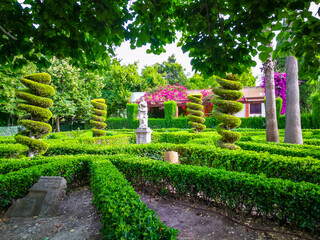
2 0 319 79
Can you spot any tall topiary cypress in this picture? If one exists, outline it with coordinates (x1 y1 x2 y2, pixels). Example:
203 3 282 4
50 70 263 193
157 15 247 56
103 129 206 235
311 92 320 129
15 73 55 158
126 103 138 129
186 94 206 132
212 74 244 150
164 101 177 127
264 97 283 123
91 99 107 137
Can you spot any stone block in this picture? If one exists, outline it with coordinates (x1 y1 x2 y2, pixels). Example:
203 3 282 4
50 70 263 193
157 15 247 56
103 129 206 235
5 176 67 218
164 151 180 164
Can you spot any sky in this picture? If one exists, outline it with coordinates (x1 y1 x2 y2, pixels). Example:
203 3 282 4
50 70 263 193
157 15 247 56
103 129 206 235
115 2 319 84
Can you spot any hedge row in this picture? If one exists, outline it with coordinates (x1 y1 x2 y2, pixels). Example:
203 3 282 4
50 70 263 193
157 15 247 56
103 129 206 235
109 155 320 231
237 141 320 160
90 157 178 239
0 155 89 208
0 143 27 158
0 155 56 174
106 117 217 129
45 142 320 184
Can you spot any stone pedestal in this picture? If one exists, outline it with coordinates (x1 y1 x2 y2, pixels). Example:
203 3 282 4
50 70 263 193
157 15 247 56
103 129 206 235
164 151 180 164
135 127 152 144
5 176 67 218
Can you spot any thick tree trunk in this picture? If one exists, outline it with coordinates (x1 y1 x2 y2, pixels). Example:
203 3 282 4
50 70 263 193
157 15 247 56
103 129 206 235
56 115 60 132
264 49 279 142
284 55 303 144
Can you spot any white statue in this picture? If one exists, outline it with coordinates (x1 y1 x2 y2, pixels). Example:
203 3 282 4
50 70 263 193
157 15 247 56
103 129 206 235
138 97 148 128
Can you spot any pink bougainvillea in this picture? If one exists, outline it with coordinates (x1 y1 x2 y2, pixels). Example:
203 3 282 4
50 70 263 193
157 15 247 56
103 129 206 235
138 85 189 105
261 72 286 115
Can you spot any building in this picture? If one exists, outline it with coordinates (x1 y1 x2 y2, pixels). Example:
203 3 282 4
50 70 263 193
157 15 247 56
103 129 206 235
130 87 266 118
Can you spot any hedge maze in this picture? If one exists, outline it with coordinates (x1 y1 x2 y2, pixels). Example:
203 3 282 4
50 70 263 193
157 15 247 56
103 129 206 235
1 128 320 238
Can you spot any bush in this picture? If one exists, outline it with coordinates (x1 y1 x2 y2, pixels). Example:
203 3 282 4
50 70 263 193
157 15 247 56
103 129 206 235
15 73 55 157
90 157 178 239
311 92 320 128
110 155 320 231
126 103 138 129
164 101 177 127
186 94 206 132
212 75 243 149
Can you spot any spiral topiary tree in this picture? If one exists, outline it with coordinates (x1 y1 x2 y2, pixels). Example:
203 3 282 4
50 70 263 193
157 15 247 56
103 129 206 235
212 74 244 150
186 94 206 132
15 73 55 158
91 99 107 137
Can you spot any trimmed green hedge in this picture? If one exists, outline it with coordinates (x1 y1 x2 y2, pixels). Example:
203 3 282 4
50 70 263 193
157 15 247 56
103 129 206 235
0 143 27 158
90 157 178 239
45 142 320 184
109 155 320 231
0 155 89 208
237 141 320 160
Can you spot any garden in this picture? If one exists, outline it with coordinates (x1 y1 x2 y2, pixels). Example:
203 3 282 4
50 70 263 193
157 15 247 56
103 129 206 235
1 0 320 239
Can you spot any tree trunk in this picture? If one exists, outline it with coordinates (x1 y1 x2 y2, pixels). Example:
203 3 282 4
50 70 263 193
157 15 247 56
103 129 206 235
264 46 279 142
284 55 303 144
56 115 60 132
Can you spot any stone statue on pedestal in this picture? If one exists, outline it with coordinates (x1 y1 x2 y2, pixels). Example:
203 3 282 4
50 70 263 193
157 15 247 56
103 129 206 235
135 97 152 144
138 97 148 128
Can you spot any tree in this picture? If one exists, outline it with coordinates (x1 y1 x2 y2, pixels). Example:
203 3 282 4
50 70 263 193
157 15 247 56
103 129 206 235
155 55 188 86
186 73 219 90
101 60 143 117
284 56 303 144
45 58 104 131
1 0 132 69
15 73 54 158
212 74 244 150
140 65 167 90
186 94 206 132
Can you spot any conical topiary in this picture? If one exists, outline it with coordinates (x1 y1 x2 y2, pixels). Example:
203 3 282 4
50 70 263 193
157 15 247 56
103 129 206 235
15 73 55 158
91 99 107 137
186 94 206 132
212 74 244 150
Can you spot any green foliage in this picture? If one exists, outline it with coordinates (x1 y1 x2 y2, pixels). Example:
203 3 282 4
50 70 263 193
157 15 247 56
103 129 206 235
155 55 188 86
0 155 89 209
239 70 256 87
140 65 167 89
212 75 244 149
186 73 219 90
164 101 177 126
15 73 54 157
101 60 144 117
90 158 178 239
91 99 107 137
126 103 138 129
264 97 282 123
186 94 206 132
311 92 320 128
111 155 320 231
46 58 104 125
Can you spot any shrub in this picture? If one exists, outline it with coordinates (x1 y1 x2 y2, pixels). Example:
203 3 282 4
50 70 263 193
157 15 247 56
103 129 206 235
186 94 206 132
311 92 320 128
15 73 55 158
126 103 138 129
90 99 107 136
212 74 244 149
110 155 320 231
90 158 178 239
164 101 177 127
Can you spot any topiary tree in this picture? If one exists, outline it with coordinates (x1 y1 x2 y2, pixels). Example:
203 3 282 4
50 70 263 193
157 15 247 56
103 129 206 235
186 94 206 132
91 99 107 137
15 73 55 158
311 92 320 129
212 74 244 150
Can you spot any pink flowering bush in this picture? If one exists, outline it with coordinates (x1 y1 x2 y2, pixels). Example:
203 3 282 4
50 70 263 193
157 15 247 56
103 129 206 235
261 72 286 115
139 85 188 106
201 89 215 109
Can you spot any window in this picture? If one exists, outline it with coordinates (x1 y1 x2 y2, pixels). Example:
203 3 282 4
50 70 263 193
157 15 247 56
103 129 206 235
250 103 261 114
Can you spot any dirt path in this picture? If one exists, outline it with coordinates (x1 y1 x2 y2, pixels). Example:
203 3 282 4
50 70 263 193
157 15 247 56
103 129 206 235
0 186 314 240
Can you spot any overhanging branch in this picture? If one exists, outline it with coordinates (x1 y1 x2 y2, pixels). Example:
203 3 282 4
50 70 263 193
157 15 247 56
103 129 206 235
0 25 17 40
